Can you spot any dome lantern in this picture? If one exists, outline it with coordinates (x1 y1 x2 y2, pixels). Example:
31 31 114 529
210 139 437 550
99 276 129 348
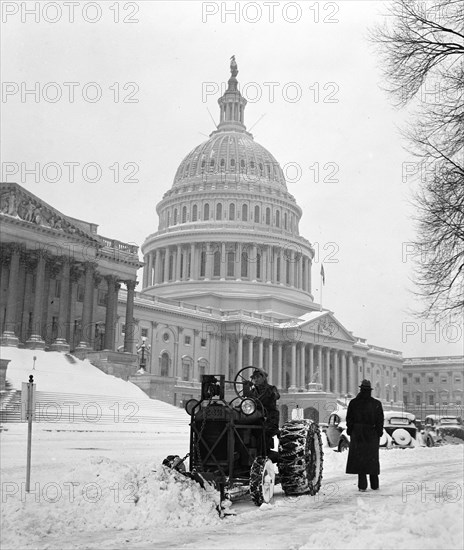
216 56 248 133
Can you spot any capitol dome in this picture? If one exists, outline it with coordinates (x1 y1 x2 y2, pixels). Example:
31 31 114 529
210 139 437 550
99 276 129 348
141 58 316 316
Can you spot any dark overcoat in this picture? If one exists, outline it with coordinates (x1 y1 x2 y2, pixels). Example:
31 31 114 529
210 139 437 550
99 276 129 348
251 382 280 434
345 391 384 475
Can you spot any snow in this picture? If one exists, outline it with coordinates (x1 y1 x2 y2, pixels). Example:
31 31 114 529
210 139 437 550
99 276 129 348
1 348 463 549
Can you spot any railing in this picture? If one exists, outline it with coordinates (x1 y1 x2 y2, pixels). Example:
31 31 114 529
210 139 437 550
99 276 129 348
99 236 139 256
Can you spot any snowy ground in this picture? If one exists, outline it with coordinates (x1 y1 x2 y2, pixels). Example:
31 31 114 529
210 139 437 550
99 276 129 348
1 349 463 549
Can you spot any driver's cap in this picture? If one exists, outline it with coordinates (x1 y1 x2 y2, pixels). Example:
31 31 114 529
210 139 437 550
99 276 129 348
251 368 268 379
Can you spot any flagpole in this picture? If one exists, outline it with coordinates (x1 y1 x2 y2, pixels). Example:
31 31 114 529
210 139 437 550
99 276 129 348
320 264 323 311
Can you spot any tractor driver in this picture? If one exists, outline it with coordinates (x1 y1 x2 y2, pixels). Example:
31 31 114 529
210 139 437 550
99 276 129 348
250 368 280 455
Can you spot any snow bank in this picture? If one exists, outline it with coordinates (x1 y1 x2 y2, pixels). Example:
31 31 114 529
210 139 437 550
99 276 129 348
1 347 149 398
1 457 221 549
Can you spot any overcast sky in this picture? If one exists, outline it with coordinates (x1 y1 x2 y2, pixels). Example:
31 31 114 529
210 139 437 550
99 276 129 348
2 0 462 358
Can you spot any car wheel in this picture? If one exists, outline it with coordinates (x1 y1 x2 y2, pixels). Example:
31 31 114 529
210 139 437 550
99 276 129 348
249 457 275 506
278 419 324 496
392 428 412 447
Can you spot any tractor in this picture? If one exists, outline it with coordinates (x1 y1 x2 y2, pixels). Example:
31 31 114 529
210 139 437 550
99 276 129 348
163 367 324 507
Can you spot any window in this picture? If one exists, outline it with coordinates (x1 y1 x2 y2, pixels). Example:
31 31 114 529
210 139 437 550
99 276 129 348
403 377 408 384
284 213 288 230
227 251 235 277
98 289 107 306
168 254 174 281
54 280 61 298
184 335 191 345
163 332 169 342
173 209 178 224
414 377 420 384
256 253 261 279
254 205 260 223
216 203 222 220
242 204 248 221
393 371 397 378
265 208 271 225
415 394 421 405
141 328 148 338
441 377 447 383
230 158 235 168
201 338 207 347
182 358 192 381
122 324 126 335
192 204 198 221
77 284 84 302
182 206 187 223
200 250 206 277
241 250 248 278
428 376 434 383
160 352 170 376
204 203 209 220
213 251 221 277
276 257 281 282
428 394 435 405
276 210 280 227
455 377 462 383
229 203 235 220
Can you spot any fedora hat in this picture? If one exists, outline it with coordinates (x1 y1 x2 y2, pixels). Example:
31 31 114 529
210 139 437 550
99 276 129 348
251 368 268 379
359 379 372 390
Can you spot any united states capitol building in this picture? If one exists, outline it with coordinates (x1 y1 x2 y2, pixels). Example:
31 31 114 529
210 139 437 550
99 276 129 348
1 59 407 420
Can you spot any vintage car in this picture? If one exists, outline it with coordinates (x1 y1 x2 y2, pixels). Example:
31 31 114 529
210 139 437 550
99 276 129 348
325 409 417 451
383 411 417 448
422 415 464 447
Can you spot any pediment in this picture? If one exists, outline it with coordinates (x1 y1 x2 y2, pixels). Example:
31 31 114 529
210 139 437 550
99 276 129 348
0 182 99 243
281 310 356 344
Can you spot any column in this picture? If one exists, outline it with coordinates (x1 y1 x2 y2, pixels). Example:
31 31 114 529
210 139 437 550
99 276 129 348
268 341 273 384
146 252 153 286
237 334 243 372
2 244 22 346
124 280 137 353
250 244 257 281
220 242 226 280
152 250 158 284
51 257 71 351
175 245 181 281
289 250 295 287
205 242 212 280
163 247 169 282
247 337 253 365
77 262 95 349
298 255 303 290
277 342 283 389
308 344 314 386
333 349 339 395
26 249 46 348
189 244 195 280
341 352 347 395
258 338 263 369
290 342 297 390
317 345 323 387
224 335 229 379
299 343 305 389
104 275 117 350
143 255 148 287
325 347 331 392
236 243 242 279
348 353 356 395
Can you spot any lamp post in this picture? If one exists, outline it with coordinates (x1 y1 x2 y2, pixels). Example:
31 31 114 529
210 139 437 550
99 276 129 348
139 336 147 373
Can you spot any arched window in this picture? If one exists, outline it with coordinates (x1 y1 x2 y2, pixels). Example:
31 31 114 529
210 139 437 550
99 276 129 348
242 204 248 221
265 207 271 225
276 210 280 227
200 250 206 277
201 159 206 170
230 158 236 168
160 255 165 283
216 203 222 220
182 356 193 381
257 253 261 279
259 163 263 175
182 206 187 223
241 250 248 278
213 250 221 277
210 159 215 169
284 212 288 230
227 251 235 277
220 158 225 169
229 203 235 220
173 209 178 225
187 252 191 278
166 211 170 227
160 352 170 376
276 256 281 282
184 163 190 176
254 206 260 223
198 358 209 379
180 252 184 279
192 204 198 222
240 159 246 171
286 258 290 285
204 203 209 220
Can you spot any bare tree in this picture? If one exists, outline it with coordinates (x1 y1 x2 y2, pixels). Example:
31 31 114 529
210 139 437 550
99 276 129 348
371 0 464 321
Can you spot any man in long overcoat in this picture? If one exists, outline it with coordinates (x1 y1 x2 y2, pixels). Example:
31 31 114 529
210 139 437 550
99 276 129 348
346 379 384 491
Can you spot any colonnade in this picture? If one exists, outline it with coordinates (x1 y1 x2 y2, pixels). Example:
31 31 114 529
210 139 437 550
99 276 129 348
221 334 364 396
143 242 312 292
0 243 137 352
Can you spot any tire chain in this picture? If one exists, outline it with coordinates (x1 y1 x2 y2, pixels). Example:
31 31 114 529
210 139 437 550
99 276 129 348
278 420 323 496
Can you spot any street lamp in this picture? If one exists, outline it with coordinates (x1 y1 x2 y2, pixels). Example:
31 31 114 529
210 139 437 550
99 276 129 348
138 336 147 373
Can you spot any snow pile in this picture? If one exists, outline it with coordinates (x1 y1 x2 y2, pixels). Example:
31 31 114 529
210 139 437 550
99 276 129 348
1 457 221 549
1 347 149 398
300 495 463 550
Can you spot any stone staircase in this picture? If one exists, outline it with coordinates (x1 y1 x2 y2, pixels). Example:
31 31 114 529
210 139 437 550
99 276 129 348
0 389 189 430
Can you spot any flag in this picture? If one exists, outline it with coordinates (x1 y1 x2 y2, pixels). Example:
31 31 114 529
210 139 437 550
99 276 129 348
320 264 325 285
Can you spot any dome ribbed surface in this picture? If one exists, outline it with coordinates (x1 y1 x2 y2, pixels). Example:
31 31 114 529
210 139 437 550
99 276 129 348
173 131 287 189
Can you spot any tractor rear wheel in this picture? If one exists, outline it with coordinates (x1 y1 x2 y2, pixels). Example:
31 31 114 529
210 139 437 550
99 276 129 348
278 419 323 495
249 457 275 505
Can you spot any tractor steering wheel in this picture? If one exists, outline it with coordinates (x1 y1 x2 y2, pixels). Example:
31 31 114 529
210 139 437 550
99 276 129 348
233 366 258 398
